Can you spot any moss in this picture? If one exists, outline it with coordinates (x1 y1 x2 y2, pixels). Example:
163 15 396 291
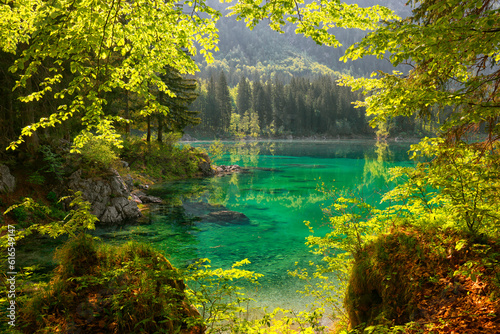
345 227 438 329
344 225 500 332
18 234 203 334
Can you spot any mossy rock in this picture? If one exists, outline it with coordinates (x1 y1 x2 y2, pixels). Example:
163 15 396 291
18 234 204 334
345 225 500 333
345 229 427 329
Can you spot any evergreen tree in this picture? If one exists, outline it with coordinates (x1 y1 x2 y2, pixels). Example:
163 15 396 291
156 69 200 141
215 71 232 132
236 76 251 115
272 78 286 131
263 81 274 132
252 79 268 129
205 75 217 131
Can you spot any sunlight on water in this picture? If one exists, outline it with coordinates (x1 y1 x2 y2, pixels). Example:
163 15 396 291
98 140 414 315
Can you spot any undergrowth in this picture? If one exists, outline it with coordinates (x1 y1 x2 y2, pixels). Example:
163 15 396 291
16 234 203 334
120 136 210 181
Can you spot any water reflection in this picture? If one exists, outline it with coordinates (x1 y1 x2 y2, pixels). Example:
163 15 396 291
127 140 413 311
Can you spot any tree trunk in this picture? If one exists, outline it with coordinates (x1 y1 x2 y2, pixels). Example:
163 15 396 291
124 90 130 136
147 115 151 142
157 115 163 143
23 77 39 153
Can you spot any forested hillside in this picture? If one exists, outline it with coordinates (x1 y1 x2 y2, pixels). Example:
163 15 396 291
185 0 422 139
187 72 432 139
190 74 369 138
194 0 411 84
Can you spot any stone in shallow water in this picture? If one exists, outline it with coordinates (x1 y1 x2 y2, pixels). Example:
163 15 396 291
182 201 227 217
132 190 163 203
202 210 251 225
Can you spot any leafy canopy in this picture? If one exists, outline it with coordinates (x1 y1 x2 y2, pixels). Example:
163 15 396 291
225 0 398 47
340 0 500 145
1 0 219 151
1 0 398 152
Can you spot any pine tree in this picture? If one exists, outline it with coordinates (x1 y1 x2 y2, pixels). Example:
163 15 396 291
156 69 199 141
205 75 217 131
215 71 232 132
236 76 251 115
272 78 286 131
252 79 267 129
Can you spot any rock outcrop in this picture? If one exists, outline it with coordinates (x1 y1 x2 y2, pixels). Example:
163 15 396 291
215 165 242 176
132 190 163 204
65 169 142 224
197 152 215 177
0 164 16 193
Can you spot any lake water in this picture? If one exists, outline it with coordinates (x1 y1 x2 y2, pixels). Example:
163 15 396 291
97 140 415 315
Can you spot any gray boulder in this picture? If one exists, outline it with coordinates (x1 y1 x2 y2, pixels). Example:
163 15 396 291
0 164 16 193
122 174 135 192
132 190 163 204
65 169 142 224
183 201 226 217
215 165 241 176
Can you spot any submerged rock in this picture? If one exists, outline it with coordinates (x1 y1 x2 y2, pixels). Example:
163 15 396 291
166 201 251 226
182 201 226 217
203 210 251 224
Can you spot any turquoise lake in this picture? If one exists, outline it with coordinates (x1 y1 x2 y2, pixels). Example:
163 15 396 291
97 140 415 313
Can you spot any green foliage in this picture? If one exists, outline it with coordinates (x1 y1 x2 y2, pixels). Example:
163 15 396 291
120 136 204 180
287 187 384 331
27 171 45 185
79 133 119 169
38 145 65 181
46 191 58 203
11 206 28 226
341 1 500 142
184 258 262 333
18 235 204 333
227 0 397 47
183 258 334 334
208 140 225 164
2 0 220 152
383 138 500 237
229 110 261 139
2 192 97 247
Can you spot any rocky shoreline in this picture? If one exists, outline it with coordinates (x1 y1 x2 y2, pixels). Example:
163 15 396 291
1 157 247 226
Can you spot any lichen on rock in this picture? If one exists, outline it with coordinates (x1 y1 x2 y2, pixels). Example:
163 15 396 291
63 168 142 224
0 164 16 193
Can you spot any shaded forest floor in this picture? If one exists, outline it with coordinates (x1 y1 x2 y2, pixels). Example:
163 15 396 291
346 224 500 333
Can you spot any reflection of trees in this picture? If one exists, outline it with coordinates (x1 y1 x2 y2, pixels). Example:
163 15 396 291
207 177 233 206
149 181 208 204
237 191 328 210
361 140 393 189
229 141 261 166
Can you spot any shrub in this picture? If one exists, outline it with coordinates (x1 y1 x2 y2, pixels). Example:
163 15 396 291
79 135 118 169
18 235 205 334
38 145 65 181
27 171 45 185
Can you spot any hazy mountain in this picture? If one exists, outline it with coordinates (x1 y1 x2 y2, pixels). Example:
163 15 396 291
195 0 411 84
